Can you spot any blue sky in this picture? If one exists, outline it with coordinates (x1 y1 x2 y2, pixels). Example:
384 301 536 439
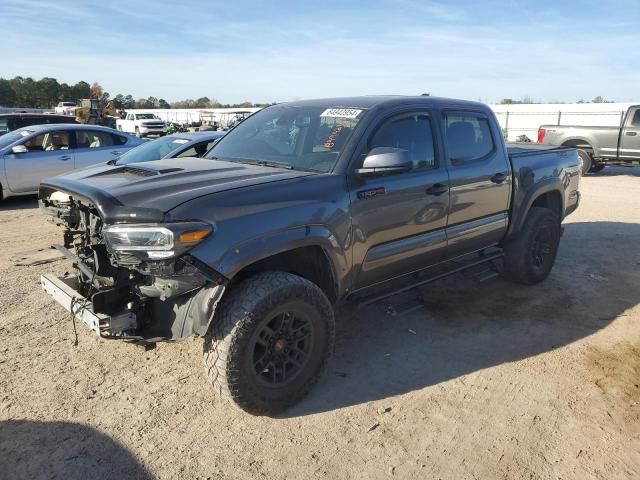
1 0 638 103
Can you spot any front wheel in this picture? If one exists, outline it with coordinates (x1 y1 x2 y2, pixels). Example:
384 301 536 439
203 272 335 415
135 127 142 138
502 207 561 285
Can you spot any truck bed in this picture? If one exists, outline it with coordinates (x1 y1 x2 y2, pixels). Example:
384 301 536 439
506 143 574 157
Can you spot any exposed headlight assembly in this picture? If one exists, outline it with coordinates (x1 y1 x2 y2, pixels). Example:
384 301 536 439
102 222 212 260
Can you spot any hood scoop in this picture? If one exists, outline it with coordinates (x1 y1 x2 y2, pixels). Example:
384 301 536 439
122 166 160 177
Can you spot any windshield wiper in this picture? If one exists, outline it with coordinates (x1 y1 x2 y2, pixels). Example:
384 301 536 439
238 160 294 170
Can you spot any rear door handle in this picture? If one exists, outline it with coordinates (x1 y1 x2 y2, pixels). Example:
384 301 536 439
426 183 448 196
491 173 507 184
626 131 638 136
58 155 71 161
111 150 123 155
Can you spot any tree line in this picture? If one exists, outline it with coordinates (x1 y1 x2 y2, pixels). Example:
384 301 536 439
0 76 270 110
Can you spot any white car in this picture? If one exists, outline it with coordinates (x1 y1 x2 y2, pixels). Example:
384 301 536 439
116 113 167 138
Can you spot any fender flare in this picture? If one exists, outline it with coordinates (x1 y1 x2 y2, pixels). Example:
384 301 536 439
215 225 349 296
506 177 566 240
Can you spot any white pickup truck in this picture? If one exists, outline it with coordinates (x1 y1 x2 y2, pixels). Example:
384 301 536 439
54 101 77 115
116 112 167 138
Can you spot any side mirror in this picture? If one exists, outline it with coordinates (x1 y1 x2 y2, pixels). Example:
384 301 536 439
356 147 412 176
11 145 28 154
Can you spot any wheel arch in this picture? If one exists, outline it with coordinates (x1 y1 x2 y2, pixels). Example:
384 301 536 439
561 137 593 152
216 226 348 304
506 180 565 241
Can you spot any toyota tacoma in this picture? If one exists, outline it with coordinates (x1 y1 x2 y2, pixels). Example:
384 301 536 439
39 96 581 415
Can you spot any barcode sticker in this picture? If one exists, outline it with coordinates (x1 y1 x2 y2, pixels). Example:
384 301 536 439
320 108 362 119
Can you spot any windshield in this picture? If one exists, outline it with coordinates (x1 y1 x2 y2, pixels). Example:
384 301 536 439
206 105 364 172
117 136 190 164
0 128 33 149
135 113 157 120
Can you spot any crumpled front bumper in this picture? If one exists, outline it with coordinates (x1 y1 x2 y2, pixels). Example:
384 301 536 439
41 270 226 343
40 274 136 339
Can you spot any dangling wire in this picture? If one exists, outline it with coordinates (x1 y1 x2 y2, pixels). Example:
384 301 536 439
69 255 97 347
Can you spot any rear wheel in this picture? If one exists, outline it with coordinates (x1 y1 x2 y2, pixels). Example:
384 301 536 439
203 272 335 415
502 207 561 285
577 149 592 175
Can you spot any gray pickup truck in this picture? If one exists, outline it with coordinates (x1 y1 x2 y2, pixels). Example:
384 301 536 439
538 104 640 174
39 96 581 415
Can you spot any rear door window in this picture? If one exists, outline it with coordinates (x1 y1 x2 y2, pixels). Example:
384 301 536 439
76 130 115 148
444 113 495 165
111 133 127 145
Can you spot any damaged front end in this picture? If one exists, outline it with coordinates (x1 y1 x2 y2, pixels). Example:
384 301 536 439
39 187 226 343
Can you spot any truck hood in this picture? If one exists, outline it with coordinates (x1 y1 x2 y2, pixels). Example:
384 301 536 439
39 157 314 223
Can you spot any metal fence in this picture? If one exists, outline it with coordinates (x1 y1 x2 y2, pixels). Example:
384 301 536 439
490 104 634 142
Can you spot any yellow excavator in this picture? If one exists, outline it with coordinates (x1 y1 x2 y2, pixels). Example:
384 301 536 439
73 99 119 128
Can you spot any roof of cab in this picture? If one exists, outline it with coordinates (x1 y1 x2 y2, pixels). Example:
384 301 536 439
279 95 487 110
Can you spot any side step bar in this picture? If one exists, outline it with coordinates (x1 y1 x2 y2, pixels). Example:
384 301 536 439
355 250 503 309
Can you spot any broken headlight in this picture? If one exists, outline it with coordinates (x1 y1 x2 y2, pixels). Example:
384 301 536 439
102 222 212 260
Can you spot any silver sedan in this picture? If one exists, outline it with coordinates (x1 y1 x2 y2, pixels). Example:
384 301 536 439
113 131 225 165
0 124 143 200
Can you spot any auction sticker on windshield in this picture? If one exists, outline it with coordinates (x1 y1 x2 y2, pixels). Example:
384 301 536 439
320 108 363 119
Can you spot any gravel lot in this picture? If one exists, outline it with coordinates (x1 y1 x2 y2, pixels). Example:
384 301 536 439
1 168 639 480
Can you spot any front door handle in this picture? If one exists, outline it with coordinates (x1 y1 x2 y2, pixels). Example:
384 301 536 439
58 155 71 161
426 183 448 196
626 131 638 136
111 150 123 155
491 172 507 184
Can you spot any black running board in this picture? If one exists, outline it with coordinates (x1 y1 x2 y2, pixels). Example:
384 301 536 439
354 250 504 309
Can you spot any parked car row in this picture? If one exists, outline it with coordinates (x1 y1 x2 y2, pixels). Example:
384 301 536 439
0 123 225 200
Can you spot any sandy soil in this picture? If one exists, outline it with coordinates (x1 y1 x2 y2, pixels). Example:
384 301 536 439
1 167 639 480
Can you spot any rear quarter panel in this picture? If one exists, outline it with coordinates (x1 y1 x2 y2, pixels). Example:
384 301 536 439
541 125 621 158
506 146 581 239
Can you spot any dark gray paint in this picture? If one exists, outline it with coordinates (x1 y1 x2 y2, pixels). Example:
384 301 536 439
40 96 581 302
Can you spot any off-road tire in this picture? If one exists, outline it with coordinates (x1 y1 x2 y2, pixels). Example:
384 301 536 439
502 206 561 285
203 272 335 415
577 149 592 175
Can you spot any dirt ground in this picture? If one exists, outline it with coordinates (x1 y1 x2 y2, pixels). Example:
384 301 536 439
1 167 639 480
